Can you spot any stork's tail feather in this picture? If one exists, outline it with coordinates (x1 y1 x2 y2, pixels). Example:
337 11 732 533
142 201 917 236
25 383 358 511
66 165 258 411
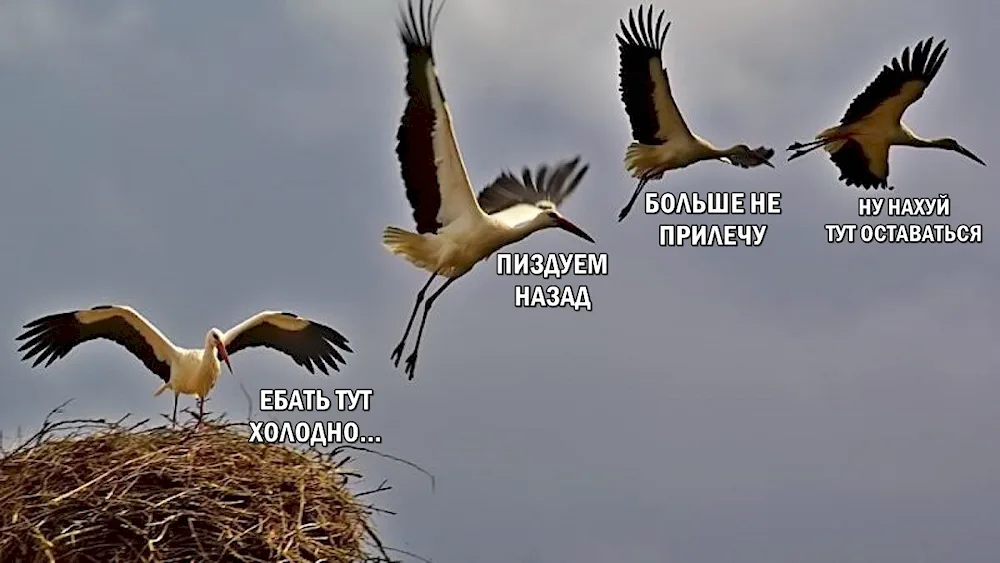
153 382 169 396
624 142 664 179
382 226 419 254
382 226 436 271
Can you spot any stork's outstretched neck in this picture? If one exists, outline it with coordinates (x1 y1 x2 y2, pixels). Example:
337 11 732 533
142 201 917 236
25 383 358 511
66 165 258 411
908 135 987 165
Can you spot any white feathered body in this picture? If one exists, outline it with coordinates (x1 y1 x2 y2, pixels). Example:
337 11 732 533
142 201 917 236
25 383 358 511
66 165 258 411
153 347 221 399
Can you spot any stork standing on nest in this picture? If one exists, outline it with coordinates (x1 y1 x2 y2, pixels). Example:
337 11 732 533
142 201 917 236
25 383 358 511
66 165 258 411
383 0 595 379
615 5 775 222
16 306 352 427
787 37 985 189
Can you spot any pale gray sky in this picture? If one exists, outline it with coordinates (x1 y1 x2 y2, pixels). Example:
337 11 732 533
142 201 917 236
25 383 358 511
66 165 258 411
1 1 998 562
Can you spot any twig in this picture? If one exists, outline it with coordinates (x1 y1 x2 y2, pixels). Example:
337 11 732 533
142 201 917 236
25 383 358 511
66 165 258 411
384 546 434 563
356 479 391 498
332 445 436 492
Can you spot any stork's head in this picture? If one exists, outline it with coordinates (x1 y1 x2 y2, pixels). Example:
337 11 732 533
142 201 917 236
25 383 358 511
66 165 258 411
206 328 232 374
539 209 595 243
934 138 986 166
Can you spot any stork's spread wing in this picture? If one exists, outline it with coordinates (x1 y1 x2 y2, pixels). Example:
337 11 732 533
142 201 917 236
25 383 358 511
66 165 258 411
223 312 352 375
721 147 776 168
477 156 589 225
16 305 175 383
617 5 691 145
840 37 948 126
395 0 484 234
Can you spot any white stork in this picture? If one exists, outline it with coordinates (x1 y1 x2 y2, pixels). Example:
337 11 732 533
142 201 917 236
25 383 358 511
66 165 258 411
383 0 593 379
16 306 352 426
787 37 986 189
386 155 592 379
615 5 775 222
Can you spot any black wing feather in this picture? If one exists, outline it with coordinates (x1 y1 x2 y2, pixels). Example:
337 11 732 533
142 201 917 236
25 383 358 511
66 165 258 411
477 156 589 214
16 307 172 383
395 0 448 234
617 5 671 145
829 139 890 189
225 313 353 376
840 37 948 125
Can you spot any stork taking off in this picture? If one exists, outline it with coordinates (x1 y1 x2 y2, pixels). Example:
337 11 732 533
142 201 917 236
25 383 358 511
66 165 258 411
615 5 775 222
385 0 593 380
787 37 985 189
387 155 591 379
16 306 352 426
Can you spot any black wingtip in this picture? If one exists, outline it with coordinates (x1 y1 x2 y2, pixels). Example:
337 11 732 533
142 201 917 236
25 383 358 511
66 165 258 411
619 4 670 51
19 310 71 333
398 0 442 50
316 322 353 354
21 316 49 330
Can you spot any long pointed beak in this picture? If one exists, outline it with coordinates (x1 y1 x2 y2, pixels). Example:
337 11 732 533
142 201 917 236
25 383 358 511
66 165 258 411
956 145 986 166
557 217 595 243
216 342 233 374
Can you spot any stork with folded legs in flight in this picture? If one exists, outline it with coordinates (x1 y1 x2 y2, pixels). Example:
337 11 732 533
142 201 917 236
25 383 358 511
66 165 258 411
615 5 775 222
787 37 985 189
384 0 594 380
16 305 352 427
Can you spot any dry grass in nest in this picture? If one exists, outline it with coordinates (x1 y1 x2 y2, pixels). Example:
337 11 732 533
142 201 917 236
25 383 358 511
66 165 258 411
0 407 398 563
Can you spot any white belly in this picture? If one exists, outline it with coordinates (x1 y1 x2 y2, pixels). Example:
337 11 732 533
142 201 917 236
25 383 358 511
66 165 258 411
435 222 499 277
169 353 220 398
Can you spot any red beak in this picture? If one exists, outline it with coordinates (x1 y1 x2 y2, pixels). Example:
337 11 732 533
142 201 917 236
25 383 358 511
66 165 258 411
216 341 233 373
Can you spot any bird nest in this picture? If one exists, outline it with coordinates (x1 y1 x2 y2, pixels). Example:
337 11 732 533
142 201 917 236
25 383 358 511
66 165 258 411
0 411 392 562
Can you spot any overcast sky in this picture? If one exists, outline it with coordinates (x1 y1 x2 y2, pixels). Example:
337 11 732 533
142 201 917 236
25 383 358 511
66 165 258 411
1 0 998 561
